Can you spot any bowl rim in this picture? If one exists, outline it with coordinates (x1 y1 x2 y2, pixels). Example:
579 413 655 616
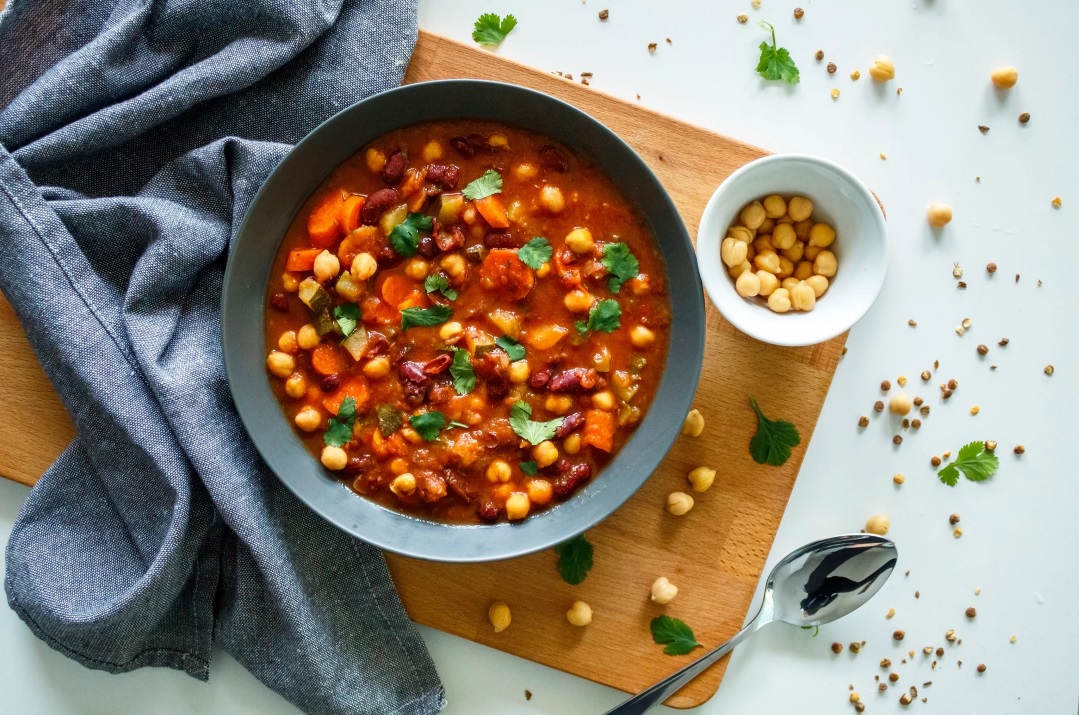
697 153 888 347
221 79 705 562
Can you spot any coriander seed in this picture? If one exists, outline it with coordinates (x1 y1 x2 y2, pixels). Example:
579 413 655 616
987 262 997 273
909 319 918 327
815 49 824 60
648 42 658 53
948 379 958 389
893 629 905 641
1052 197 1062 208
966 607 977 618
998 338 1009 346
850 69 860 80
931 456 942 467
893 473 905 484
977 663 986 673
1045 364 1055 376
953 262 964 278
736 12 748 23
827 62 837 73
794 7 805 19
923 646 933 655
936 647 944 657
831 641 843 653
859 415 870 428
599 9 609 20
902 418 910 429
945 629 957 642
889 672 899 682
950 513 960 525
881 379 892 391
893 434 903 445
1014 444 1025 454
912 419 921 429
831 88 840 99
921 370 931 381
954 527 963 538
914 396 924 406
970 405 980 415
1019 112 1030 123
900 693 912 705
849 692 860 703
977 344 989 356
961 319 971 330
881 657 892 667
985 440 997 451
850 641 862 653
879 683 888 692
874 400 885 413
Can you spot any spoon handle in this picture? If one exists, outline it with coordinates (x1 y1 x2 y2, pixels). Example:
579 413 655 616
602 616 769 715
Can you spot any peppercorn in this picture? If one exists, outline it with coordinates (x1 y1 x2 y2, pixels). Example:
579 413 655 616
827 62 837 73
1019 112 1030 124
893 435 903 445
977 344 989 356
977 663 986 673
949 513 960 525
831 641 843 653
966 607 977 618
859 415 869 428
1014 444 1025 454
815 49 824 61
931 456 942 467
987 262 997 273
874 400 885 413
881 379 891 391
893 630 905 641
794 7 804 19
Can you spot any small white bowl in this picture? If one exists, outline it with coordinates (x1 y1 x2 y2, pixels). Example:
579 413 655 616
697 154 888 347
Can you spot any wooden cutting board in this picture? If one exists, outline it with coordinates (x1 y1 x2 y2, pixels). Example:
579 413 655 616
0 31 844 708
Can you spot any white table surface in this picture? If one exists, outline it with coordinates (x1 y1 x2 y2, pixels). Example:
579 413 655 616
3 1 1078 713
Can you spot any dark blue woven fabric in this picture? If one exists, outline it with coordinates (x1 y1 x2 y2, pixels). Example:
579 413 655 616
0 1 445 712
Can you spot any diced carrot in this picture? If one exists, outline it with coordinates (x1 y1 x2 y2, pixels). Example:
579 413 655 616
370 429 407 459
380 274 416 307
322 377 369 415
474 195 510 228
396 290 427 311
285 248 323 272
311 343 351 376
361 296 398 325
307 193 345 248
479 249 534 300
582 409 616 452
522 324 569 351
339 194 366 233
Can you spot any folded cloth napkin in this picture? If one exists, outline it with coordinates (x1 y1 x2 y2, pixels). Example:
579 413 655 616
0 1 445 713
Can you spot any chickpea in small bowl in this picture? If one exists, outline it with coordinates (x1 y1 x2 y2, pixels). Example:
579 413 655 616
697 155 888 346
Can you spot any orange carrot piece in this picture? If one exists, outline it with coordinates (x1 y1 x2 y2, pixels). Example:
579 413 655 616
474 195 509 228
380 274 416 307
396 290 427 311
322 378 369 415
339 194 366 233
361 296 397 325
285 248 323 272
311 343 351 376
480 249 534 300
307 193 345 248
582 409 616 452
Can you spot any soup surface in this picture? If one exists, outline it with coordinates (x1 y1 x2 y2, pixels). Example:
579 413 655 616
264 120 670 523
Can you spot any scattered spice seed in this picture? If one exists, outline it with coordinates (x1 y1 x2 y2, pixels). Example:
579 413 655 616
978 125 990 134
908 319 917 327
737 13 749 23
1010 636 1017 643
831 641 843 653
987 262 997 273
985 440 997 451
794 7 804 19
879 683 888 692
990 364 998 370
936 647 944 657
914 590 920 599
881 380 891 391
961 319 971 330
850 641 862 653
977 663 986 673
815 49 824 60
831 88 840 99
953 527 963 538
1015 273 1020 282
1045 364 1055 376
897 375 907 387
901 418 910 429
1052 197 1062 208
970 405 980 415
886 609 895 620
1014 444 1025 454
931 456 941 467
874 400 885 413
598 9 609 20
953 262 963 278
859 416 869 428
911 419 921 429
948 379 958 389
998 338 1009 347
943 450 952 458
977 344 988 356
942 388 953 399
900 693 912 706
920 370 930 381
966 607 977 618
897 87 903 95
827 62 837 73
850 69 861 80
889 672 900 682
923 646 933 655
1019 112 1030 124
849 692 860 703
647 42 658 53
914 396 924 406
854 703 865 713
949 513 960 525
665 37 672 45
957 281 967 290
881 657 892 667
752 0 761 7
920 405 930 416
893 630 905 641
893 435 903 445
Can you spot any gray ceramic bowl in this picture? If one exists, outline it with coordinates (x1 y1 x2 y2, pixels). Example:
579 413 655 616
222 80 705 562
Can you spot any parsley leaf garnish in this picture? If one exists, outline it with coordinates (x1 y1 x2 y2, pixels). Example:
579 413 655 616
508 400 564 445
462 169 503 200
424 274 458 301
401 305 452 331
495 335 526 362
332 303 360 337
517 237 552 269
554 533 594 585
650 615 703 656
449 348 476 395
602 242 640 294
323 396 357 448
388 213 434 257
472 13 518 46
409 411 447 442
748 396 801 466
938 441 999 486
519 461 538 476
756 21 800 85
576 299 622 336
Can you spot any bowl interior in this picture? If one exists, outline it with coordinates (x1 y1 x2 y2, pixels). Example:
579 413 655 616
222 80 705 562
697 155 887 347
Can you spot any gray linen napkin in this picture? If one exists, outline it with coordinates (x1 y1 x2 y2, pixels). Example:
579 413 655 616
0 1 445 713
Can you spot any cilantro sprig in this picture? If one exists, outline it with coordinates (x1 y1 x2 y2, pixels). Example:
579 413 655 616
462 169 503 200
650 615 703 656
748 397 801 466
323 396 357 448
409 411 447 442
519 461 538 476
517 237 552 269
554 533 594 585
332 303 360 337
472 13 518 47
449 348 476 395
508 400 564 445
756 21 800 84
575 299 622 336
425 274 458 301
389 213 434 257
495 335 526 362
938 441 999 486
401 305 452 331
602 242 639 294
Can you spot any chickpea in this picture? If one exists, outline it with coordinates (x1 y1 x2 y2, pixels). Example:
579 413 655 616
803 245 822 262
740 201 766 230
509 360 530 384
486 460 512 483
666 491 694 516
587 391 614 411
787 196 814 222
565 227 594 254
757 217 775 235
365 147 387 173
545 394 572 415
266 351 295 378
927 202 953 228
735 270 761 298
781 277 800 293
865 514 890 536
630 325 656 348
285 372 307 399
793 260 814 281
321 445 348 471
751 235 775 254
805 274 829 298
813 250 838 278
522 479 552 507
791 280 816 311
650 577 679 604
563 432 582 455
566 600 593 627
807 223 836 248
281 272 300 292
681 408 705 437
539 185 565 214
756 270 779 297
991 66 1019 89
533 440 559 468
390 472 417 496
439 253 467 282
772 223 797 250
488 601 511 632
564 289 594 313
313 250 341 283
505 492 531 521
767 288 792 313
389 458 409 475
753 250 781 274
294 406 321 432
687 466 716 492
278 330 299 354
296 323 320 350
889 393 912 416
727 226 754 244
793 218 813 241
513 163 539 181
421 140 443 162
720 237 748 268
404 258 429 281
628 275 651 296
363 355 390 379
868 55 895 82
776 256 794 280
762 194 787 219
487 133 509 149
349 252 377 281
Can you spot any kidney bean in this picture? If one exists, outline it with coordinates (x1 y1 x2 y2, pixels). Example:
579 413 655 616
427 379 456 404
467 133 489 152
425 164 460 189
476 500 500 523
554 412 585 439
365 331 389 357
529 369 552 390
417 472 447 503
399 361 427 383
435 225 466 252
376 246 399 265
320 373 342 393
269 293 289 312
443 468 476 503
484 230 521 249
381 150 407 184
486 370 510 400
361 187 400 225
423 353 452 375
548 367 599 393
553 462 592 499
343 454 376 476
417 234 439 259
539 144 569 172
403 378 427 407
449 136 475 158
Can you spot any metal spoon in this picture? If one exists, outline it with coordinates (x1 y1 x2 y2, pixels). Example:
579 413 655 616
604 533 898 715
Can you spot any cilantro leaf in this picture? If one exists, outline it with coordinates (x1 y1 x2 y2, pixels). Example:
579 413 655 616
578 299 621 335
519 461 538 476
424 274 458 301
323 396 358 448
650 615 702 656
756 21 800 84
462 169 503 200
401 305 452 331
495 335 526 362
748 396 801 466
575 320 589 337
449 348 476 395
517 237 552 269
388 213 434 257
509 400 565 445
472 12 518 46
332 303 360 337
602 242 640 294
554 533 594 585
409 411 447 442
938 441 999 486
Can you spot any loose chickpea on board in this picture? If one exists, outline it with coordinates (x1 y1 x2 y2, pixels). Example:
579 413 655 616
488 602 512 633
650 577 678 604
566 600 593 626
928 202 953 228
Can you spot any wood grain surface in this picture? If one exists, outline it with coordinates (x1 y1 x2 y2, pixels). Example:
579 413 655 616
0 31 844 708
